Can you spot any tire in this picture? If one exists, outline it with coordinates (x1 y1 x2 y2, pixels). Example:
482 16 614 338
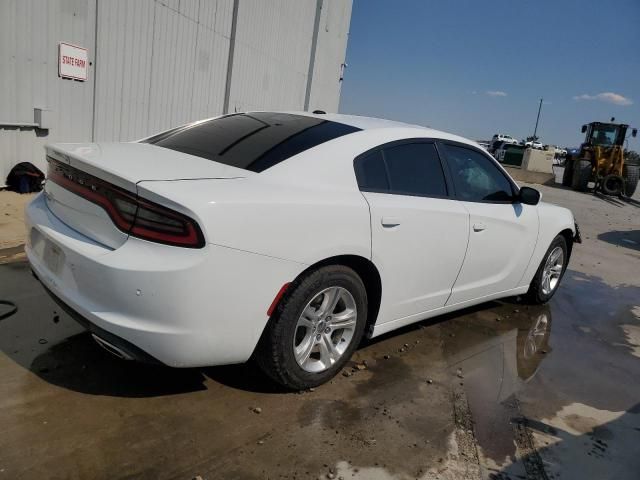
571 159 591 191
255 265 367 390
623 164 639 198
524 235 568 304
561 157 573 186
601 174 624 196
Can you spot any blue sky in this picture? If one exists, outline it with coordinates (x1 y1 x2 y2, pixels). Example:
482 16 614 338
339 0 640 150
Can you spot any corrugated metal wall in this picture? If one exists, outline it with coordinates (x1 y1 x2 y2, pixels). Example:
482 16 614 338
93 0 234 141
0 0 97 183
307 0 352 112
227 0 316 113
0 0 352 185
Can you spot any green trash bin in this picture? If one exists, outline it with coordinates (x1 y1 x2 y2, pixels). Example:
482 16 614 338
500 145 526 167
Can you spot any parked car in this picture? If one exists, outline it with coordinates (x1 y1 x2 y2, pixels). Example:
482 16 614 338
491 133 518 145
525 140 543 149
25 112 580 389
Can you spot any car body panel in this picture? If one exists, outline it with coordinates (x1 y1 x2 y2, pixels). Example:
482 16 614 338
363 191 469 323
46 142 249 189
26 193 302 367
447 201 539 304
371 284 531 338
137 177 372 265
517 201 576 288
44 180 129 249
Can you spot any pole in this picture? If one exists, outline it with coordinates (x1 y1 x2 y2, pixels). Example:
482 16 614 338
533 97 543 141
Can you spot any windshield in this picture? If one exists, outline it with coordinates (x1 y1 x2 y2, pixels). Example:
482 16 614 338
589 124 620 146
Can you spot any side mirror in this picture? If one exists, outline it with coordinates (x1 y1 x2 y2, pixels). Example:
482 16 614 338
581 125 587 133
518 186 541 205
633 128 637 138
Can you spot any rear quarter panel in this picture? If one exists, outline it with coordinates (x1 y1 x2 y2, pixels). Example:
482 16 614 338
139 177 372 265
137 134 377 266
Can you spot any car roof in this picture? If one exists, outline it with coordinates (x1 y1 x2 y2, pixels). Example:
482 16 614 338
281 111 477 145
286 111 423 130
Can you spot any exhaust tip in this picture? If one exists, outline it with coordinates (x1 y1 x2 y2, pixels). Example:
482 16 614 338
91 334 134 360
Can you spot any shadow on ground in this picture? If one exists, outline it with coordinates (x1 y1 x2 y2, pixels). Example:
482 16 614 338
29 332 210 397
598 229 640 251
497 403 640 480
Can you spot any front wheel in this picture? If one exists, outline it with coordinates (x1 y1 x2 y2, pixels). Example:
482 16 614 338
524 235 568 304
255 265 367 390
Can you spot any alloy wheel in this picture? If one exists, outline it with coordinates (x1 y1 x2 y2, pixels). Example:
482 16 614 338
541 246 564 295
293 287 357 373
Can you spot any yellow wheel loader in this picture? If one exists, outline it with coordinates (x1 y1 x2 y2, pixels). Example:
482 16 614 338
562 120 638 197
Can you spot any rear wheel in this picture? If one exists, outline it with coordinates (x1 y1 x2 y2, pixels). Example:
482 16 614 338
622 164 639 198
524 235 568 304
255 265 367 390
571 159 591 191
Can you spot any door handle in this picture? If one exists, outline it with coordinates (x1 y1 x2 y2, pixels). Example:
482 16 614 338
473 223 486 232
381 216 401 228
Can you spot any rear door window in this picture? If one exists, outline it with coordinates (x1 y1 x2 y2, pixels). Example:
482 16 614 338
383 143 448 197
354 141 448 198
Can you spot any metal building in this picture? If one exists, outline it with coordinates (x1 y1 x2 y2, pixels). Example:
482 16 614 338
0 0 352 185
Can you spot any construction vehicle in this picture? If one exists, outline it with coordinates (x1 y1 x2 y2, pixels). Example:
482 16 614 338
562 119 639 197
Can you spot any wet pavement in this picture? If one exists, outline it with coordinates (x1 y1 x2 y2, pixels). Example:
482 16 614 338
1 183 639 479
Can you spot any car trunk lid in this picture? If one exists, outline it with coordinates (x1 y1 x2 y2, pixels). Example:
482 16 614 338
43 142 249 249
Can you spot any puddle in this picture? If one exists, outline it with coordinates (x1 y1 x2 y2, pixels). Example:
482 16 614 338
440 302 553 466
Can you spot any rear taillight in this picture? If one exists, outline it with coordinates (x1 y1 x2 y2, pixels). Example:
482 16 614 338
47 158 205 248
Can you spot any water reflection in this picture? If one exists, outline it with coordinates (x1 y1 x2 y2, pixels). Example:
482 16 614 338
443 304 553 464
445 304 552 384
518 309 551 380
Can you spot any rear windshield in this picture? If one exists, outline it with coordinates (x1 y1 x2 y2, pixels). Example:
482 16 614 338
144 112 361 172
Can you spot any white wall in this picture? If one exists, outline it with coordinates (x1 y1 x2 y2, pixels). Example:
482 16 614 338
307 0 352 113
0 0 97 182
0 0 352 185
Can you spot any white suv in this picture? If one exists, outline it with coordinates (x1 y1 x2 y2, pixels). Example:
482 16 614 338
492 134 518 145
525 140 543 150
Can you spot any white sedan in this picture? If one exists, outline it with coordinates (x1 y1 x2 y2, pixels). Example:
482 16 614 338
25 112 580 389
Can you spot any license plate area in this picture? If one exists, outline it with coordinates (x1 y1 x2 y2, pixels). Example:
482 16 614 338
43 239 65 274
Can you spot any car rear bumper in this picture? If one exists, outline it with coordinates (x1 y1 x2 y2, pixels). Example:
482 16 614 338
36 275 162 364
25 192 303 367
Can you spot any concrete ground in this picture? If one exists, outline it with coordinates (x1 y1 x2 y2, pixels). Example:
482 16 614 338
0 175 639 479
0 190 33 253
